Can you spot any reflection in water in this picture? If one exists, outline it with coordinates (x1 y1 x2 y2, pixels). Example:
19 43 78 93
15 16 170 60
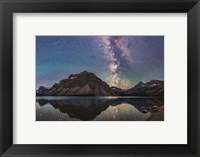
36 97 164 121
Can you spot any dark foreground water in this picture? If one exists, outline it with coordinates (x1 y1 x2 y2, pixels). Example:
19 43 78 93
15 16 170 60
36 96 164 121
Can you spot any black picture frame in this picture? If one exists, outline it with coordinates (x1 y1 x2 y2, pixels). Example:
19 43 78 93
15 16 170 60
0 0 199 156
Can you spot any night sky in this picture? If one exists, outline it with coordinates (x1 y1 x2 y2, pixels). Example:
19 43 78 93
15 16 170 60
36 36 164 89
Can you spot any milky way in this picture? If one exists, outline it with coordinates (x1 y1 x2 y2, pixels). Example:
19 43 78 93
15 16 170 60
100 36 132 88
36 36 164 89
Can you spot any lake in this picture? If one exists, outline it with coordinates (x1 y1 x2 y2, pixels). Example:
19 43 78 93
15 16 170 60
36 96 164 121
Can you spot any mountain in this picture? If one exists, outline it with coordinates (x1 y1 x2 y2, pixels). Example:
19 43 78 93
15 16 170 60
36 71 164 97
111 86 127 96
45 71 116 96
126 80 164 96
36 86 49 96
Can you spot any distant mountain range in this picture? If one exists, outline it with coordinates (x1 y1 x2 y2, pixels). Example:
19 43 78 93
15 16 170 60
125 80 164 96
36 71 164 96
36 86 49 96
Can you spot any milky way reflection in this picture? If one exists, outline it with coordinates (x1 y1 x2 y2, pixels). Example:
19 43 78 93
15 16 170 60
36 96 164 121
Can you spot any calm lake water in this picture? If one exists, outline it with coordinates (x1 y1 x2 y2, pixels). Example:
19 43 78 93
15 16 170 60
36 96 164 121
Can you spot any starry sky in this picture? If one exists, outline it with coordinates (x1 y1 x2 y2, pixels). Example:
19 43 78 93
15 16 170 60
36 36 164 89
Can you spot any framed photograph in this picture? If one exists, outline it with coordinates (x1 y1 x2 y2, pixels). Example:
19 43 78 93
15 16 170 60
36 35 164 122
0 0 199 156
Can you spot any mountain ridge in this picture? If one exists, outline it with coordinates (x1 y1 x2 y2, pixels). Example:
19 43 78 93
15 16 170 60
36 71 164 96
42 71 116 96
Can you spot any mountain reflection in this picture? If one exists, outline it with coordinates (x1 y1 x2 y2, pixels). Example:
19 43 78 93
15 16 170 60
36 97 164 121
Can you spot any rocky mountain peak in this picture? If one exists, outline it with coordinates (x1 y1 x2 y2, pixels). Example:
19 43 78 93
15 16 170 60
45 71 116 96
